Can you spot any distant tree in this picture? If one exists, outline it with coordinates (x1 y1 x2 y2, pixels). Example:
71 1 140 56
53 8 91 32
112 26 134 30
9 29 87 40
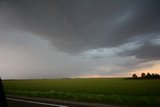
131 72 160 80
141 73 146 78
151 73 160 79
132 74 138 79
151 73 156 78
146 72 152 79
155 73 160 79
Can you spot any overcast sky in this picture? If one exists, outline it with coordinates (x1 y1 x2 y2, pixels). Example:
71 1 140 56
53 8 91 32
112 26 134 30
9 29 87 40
0 0 160 79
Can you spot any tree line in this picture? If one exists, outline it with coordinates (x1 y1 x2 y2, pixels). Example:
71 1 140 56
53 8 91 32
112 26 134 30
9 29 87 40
132 73 160 79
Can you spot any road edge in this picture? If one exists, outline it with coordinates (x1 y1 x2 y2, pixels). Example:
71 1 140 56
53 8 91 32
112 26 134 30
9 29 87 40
6 95 126 107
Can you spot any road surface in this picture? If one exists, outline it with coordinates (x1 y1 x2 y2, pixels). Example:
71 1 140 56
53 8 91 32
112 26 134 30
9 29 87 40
7 97 124 107
7 98 68 107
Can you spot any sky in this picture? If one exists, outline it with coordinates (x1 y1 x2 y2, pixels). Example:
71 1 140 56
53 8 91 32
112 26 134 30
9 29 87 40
0 0 160 79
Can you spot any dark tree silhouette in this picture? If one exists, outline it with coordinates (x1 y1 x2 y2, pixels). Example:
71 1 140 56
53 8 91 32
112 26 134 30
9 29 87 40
132 74 138 79
141 73 146 78
131 72 160 79
146 73 152 79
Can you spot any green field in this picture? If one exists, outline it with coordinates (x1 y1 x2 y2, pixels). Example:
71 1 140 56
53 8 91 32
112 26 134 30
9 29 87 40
3 78 160 106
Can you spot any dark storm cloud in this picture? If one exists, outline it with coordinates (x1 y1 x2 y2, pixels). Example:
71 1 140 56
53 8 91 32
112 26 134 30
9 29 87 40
1 0 160 59
121 40 160 60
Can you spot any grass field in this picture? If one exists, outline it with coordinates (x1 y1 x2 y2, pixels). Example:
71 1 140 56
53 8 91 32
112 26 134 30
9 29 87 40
3 78 160 106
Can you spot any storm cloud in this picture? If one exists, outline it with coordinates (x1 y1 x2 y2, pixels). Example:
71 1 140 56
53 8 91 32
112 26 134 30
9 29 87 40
0 0 160 79
1 0 160 56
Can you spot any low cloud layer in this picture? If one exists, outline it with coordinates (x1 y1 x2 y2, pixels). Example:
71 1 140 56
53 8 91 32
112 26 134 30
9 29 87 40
0 0 160 79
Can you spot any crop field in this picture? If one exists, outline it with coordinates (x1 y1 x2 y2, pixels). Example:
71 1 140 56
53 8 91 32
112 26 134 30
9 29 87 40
3 78 160 106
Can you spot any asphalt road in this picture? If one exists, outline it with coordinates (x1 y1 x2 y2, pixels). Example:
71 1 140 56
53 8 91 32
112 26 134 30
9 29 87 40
7 98 68 107
7 97 124 107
